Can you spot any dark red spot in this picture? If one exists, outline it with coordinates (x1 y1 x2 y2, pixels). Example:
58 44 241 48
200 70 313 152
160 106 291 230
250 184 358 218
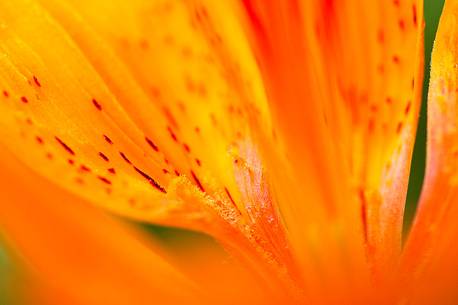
163 107 179 129
174 169 180 176
119 152 132 164
167 126 178 142
191 170 205 192
33 76 41 87
2 90 9 98
224 187 237 209
108 167 116 174
393 0 400 7
412 5 418 27
20 96 28 103
195 158 201 167
194 127 200 134
80 165 91 172
133 166 166 193
68 159 75 165
55 137 75 155
92 98 102 111
98 176 112 185
404 101 412 115
103 135 113 144
99 152 109 162
164 158 170 165
145 137 159 152
162 168 169 174
398 19 405 30
183 143 191 153
359 189 368 243
46 152 53 160
392 56 400 64
386 97 393 105
35 136 44 144
396 122 403 134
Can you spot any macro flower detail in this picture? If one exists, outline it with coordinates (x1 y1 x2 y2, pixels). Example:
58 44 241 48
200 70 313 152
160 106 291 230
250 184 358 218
0 0 456 304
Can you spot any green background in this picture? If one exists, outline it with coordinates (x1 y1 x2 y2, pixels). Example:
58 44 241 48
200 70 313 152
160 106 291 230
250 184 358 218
0 0 448 303
404 0 445 233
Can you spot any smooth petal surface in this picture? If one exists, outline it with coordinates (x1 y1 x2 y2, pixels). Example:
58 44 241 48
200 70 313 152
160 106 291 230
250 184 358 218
402 1 458 303
0 145 203 305
235 0 424 289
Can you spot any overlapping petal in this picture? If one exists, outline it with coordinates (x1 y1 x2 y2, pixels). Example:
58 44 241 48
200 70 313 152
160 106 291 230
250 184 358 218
235 0 424 291
401 1 458 303
0 0 293 297
0 144 204 305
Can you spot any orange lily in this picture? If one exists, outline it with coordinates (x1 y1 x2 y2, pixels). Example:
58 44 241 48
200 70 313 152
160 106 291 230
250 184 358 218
0 0 456 304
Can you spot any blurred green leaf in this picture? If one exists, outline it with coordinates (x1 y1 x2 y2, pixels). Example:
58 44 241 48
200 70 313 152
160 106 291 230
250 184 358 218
404 0 445 236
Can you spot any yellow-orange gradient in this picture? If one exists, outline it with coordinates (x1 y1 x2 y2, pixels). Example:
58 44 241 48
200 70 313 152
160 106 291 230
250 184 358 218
0 0 457 304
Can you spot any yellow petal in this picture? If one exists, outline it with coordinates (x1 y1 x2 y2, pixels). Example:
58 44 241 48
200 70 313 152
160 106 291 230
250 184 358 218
0 0 295 296
0 0 219 230
36 0 271 215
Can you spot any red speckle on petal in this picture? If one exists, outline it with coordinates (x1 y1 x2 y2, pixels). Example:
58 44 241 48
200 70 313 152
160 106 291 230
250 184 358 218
133 166 166 193
33 76 41 87
167 126 178 142
103 135 113 145
398 19 405 30
80 165 92 172
92 98 102 111
191 170 205 192
183 143 191 153
99 152 109 162
119 152 132 165
97 176 112 185
145 137 159 152
55 137 75 155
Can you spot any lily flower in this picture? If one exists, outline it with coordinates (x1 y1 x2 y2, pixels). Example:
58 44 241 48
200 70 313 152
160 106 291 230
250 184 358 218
0 0 456 304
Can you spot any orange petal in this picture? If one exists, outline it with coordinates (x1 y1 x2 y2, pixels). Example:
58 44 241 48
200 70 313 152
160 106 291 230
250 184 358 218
35 0 271 216
0 0 296 296
0 0 221 231
236 0 424 281
401 1 458 302
0 144 205 305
